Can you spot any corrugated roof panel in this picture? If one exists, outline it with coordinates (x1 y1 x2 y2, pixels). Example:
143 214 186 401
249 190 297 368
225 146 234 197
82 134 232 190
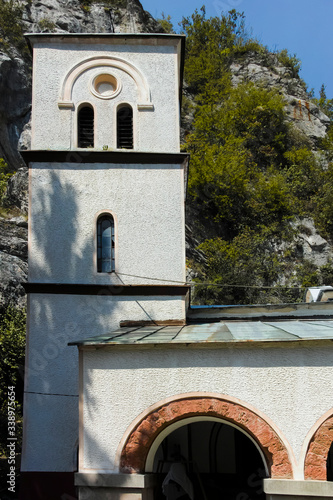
306 321 333 329
139 327 183 343
172 323 232 343
69 320 333 346
226 321 297 341
114 333 158 343
264 321 333 339
172 323 233 342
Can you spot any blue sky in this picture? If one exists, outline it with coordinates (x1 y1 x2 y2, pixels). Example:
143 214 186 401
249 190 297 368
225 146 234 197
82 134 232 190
141 0 333 99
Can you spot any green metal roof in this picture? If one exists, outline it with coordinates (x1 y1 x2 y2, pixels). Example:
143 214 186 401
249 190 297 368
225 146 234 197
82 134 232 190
68 320 333 347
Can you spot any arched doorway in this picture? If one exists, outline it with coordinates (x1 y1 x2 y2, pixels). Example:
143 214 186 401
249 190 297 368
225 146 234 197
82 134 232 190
151 418 266 500
304 413 333 480
119 394 293 480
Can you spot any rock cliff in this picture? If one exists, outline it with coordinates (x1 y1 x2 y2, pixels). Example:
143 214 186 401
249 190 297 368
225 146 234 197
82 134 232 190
1 0 161 172
186 51 332 278
23 0 160 35
230 52 330 145
0 0 161 309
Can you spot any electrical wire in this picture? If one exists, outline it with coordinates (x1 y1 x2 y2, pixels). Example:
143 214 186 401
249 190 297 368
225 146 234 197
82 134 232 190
24 391 78 397
115 272 306 290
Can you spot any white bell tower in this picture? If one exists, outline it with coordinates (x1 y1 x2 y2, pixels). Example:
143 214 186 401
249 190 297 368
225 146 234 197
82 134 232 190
21 33 188 499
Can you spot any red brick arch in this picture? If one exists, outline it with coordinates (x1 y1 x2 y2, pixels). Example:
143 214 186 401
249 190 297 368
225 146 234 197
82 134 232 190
120 395 293 478
304 414 333 480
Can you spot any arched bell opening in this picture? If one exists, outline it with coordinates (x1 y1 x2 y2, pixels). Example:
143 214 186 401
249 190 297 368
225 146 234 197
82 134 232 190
149 418 267 500
77 104 94 148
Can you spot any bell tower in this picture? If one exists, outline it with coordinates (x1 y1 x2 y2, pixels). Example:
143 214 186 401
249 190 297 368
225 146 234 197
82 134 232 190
21 33 188 499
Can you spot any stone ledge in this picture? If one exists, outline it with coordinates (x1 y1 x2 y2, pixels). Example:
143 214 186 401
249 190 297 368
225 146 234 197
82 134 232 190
75 473 156 488
264 479 333 497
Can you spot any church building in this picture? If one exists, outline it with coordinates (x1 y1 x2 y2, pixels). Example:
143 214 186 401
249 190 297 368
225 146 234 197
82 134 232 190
21 33 333 500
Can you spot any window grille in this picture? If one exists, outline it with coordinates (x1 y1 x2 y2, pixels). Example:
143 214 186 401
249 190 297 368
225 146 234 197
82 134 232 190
78 106 94 148
117 105 133 149
97 215 115 273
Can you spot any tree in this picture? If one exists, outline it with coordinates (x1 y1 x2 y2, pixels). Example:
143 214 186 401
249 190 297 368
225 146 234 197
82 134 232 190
183 9 330 304
157 13 175 34
181 8 261 97
0 306 26 454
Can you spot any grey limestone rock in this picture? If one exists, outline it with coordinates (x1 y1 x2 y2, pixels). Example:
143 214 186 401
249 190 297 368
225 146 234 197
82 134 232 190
229 52 330 146
0 0 162 309
284 95 330 142
1 0 162 175
230 52 308 99
18 120 31 151
0 217 28 261
0 251 28 309
0 51 31 171
0 217 28 308
294 218 333 268
0 0 333 308
22 0 161 36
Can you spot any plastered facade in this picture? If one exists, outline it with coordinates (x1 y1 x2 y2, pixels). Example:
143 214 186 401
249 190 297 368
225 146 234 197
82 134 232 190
28 161 186 285
79 343 333 480
29 36 182 152
21 293 185 471
22 35 187 488
23 33 333 500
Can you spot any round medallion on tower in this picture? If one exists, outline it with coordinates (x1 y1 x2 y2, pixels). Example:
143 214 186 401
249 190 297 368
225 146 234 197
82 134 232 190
90 73 121 99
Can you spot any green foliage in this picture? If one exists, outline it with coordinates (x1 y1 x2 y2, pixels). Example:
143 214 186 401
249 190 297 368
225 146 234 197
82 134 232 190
0 306 26 455
187 83 297 237
183 9 333 304
276 49 301 78
191 82 287 147
0 306 26 413
320 125 333 161
284 147 322 211
194 226 302 305
312 163 333 236
293 260 320 289
0 0 29 57
38 17 56 32
312 84 333 120
157 13 175 34
181 8 261 97
319 260 333 286
0 159 13 204
312 85 333 165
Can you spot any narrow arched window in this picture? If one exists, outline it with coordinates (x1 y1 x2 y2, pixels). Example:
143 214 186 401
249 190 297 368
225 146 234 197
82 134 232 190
117 105 133 149
97 215 115 273
78 105 94 148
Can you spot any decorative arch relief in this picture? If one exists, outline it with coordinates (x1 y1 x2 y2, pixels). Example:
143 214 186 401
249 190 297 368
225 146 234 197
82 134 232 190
58 55 154 111
119 393 294 479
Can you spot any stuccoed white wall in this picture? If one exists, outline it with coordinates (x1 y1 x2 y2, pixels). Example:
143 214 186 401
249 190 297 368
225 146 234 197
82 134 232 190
80 344 333 475
21 293 185 471
28 162 185 284
30 39 180 152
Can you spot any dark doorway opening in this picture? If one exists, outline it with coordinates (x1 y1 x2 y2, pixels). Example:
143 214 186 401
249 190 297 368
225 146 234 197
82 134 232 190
327 441 333 480
153 420 266 500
